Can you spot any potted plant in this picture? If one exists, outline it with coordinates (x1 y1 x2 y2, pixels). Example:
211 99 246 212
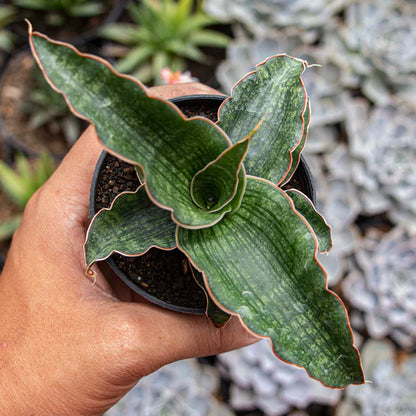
29 26 364 389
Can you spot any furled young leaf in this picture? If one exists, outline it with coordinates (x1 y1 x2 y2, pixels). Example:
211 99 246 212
286 189 332 253
281 99 310 185
178 177 363 388
191 137 249 212
218 55 308 185
85 186 176 268
29 29 236 229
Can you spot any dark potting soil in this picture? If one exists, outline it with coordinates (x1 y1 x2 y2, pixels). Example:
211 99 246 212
93 97 313 310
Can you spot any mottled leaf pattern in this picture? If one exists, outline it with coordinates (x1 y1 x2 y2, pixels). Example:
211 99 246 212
218 55 308 185
178 177 362 387
85 187 176 267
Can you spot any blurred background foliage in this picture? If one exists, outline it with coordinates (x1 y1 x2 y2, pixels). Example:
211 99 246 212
0 1 415 415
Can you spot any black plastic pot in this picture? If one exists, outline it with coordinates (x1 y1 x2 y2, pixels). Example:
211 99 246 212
89 94 316 314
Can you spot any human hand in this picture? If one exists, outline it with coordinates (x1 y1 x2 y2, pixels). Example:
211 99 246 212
0 83 257 416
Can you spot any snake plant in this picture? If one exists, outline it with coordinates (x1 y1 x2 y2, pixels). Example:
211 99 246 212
29 25 364 388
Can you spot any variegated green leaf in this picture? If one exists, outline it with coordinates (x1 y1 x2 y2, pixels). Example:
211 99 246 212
30 30 236 229
178 177 363 388
85 186 176 268
218 55 308 185
286 189 332 253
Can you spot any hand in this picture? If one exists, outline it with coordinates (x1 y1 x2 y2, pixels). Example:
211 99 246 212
0 83 256 416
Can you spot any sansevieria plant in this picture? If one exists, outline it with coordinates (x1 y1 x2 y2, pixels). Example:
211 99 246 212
29 25 364 388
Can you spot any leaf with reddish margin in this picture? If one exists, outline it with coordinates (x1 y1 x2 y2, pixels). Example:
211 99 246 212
218 55 308 185
178 177 363 388
29 28 240 229
85 186 176 268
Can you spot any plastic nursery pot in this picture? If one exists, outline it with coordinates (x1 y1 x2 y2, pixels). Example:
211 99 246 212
89 94 316 314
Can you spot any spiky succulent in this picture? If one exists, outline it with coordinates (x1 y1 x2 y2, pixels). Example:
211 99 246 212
343 228 416 351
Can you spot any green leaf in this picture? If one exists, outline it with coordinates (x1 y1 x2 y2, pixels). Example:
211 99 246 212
218 55 308 185
286 189 332 253
30 30 235 229
178 177 363 388
85 186 177 268
281 99 310 185
191 137 249 212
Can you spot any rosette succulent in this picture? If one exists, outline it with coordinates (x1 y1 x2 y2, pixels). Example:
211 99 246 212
204 0 351 37
337 340 416 416
29 26 364 388
345 99 416 232
106 359 232 416
343 227 416 351
324 0 416 106
218 339 342 415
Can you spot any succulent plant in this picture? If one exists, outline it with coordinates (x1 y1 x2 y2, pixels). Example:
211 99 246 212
100 0 229 85
218 339 342 415
30 26 364 388
105 359 233 416
343 227 416 351
337 339 416 416
323 0 416 107
204 0 351 38
345 99 416 233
